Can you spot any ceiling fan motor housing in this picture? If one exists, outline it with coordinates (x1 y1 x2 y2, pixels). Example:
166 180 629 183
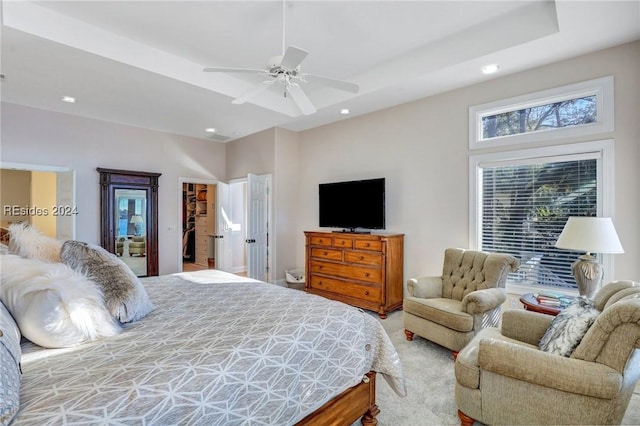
267 55 300 76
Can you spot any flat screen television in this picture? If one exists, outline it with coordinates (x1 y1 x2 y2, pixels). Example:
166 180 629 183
319 178 385 232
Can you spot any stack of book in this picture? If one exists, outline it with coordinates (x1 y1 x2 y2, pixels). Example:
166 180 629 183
535 292 574 307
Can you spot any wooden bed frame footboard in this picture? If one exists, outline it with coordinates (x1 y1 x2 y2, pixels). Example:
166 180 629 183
296 371 379 426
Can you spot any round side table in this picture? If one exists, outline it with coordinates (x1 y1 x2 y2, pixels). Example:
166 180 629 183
519 293 570 316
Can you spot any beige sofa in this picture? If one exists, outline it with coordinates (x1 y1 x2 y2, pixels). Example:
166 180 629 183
403 248 519 353
455 280 640 425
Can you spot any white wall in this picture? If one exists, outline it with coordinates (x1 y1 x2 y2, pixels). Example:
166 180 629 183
0 169 31 227
3 41 638 285
1 103 226 274
294 40 640 285
274 128 300 280
226 127 301 282
30 171 57 237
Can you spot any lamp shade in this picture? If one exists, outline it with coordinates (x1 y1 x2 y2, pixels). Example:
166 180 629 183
555 217 624 254
130 215 143 224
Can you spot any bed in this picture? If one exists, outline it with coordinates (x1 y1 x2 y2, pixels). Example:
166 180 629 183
10 269 406 425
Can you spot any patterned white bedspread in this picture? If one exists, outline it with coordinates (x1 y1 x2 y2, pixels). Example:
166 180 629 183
16 270 406 425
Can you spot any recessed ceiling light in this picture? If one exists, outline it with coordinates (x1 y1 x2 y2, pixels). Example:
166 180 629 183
340 108 350 115
61 96 76 103
482 64 500 74
205 128 216 133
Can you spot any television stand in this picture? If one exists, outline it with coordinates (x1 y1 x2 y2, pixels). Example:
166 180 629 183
304 231 404 318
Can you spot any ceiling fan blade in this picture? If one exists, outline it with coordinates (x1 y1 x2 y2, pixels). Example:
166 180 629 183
280 46 309 70
286 83 316 115
232 81 274 105
302 73 359 93
203 67 267 74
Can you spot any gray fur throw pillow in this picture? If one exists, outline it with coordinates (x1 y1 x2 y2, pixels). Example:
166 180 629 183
60 241 155 323
539 296 599 357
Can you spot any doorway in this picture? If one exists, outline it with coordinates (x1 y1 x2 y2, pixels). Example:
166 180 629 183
177 176 271 281
180 180 217 272
0 162 75 241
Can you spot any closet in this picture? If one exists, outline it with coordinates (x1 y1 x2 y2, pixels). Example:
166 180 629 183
182 183 215 268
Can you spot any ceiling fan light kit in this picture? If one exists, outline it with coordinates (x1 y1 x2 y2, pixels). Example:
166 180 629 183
203 1 358 116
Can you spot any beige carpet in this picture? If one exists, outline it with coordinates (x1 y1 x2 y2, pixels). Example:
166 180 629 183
372 310 640 426
120 253 147 276
118 239 147 276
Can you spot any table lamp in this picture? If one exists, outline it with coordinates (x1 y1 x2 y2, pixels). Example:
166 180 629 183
555 217 624 298
130 215 144 236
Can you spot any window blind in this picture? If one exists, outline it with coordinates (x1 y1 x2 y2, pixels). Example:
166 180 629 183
480 158 597 289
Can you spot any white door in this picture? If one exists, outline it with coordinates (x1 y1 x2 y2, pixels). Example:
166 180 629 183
215 182 232 272
246 173 270 281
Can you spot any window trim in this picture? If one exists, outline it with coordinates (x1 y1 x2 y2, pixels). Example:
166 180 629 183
469 76 614 149
469 139 616 292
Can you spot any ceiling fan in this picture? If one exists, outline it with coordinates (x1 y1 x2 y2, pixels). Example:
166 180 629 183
202 1 359 115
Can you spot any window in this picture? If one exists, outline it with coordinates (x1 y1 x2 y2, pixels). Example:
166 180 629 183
470 140 615 292
469 76 614 149
482 95 597 139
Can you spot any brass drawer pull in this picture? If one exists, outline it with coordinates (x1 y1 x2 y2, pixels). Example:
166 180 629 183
364 291 370 296
364 273 370 277
359 255 364 260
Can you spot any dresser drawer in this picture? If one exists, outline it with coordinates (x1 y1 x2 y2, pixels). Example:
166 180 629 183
333 237 353 249
309 275 381 303
310 260 381 284
310 236 333 247
344 250 382 266
354 239 383 251
311 247 343 261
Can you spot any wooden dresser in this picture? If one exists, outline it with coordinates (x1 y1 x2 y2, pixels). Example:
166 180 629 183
304 231 404 319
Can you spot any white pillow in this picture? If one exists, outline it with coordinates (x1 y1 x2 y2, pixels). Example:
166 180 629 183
0 254 120 348
7 223 62 262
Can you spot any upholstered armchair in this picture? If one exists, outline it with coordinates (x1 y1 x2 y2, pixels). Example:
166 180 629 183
455 280 640 426
403 248 519 353
129 236 146 257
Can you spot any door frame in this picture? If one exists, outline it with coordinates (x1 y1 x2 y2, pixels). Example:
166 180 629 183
228 175 273 282
177 177 219 272
1 161 76 240
177 176 273 281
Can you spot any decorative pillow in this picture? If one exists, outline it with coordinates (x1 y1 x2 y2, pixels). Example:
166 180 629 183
60 241 155 323
539 296 599 357
0 301 21 425
7 223 62 262
0 254 120 348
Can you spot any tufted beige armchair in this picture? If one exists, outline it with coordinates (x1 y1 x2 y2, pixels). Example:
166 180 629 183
128 236 146 257
403 248 519 354
455 280 640 425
